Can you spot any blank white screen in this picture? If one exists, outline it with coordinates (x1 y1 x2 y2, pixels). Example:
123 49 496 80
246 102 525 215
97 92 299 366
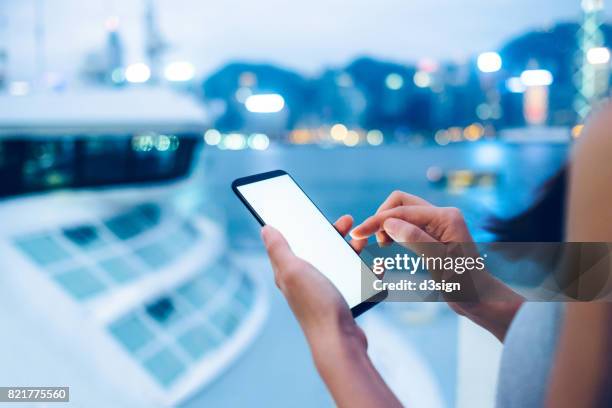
238 174 376 308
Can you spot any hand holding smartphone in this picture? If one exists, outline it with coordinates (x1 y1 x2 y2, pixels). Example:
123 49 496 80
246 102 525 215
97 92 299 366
232 170 385 316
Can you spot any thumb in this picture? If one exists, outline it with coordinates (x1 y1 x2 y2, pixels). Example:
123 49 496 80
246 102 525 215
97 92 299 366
261 225 297 270
382 218 441 259
383 218 436 244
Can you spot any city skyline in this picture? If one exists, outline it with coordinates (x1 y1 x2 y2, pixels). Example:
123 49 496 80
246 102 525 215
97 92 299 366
3 0 611 82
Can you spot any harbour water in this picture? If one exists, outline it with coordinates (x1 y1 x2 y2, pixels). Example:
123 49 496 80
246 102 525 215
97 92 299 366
203 142 568 243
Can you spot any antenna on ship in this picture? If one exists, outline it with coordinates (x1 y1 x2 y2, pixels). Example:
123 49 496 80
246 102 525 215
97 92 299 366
143 0 169 84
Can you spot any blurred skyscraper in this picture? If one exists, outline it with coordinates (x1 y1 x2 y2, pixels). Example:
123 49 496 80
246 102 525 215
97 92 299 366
80 17 126 85
106 17 124 85
575 0 610 121
144 0 169 83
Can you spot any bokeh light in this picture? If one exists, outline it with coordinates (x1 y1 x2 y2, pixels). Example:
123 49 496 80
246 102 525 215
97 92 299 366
586 47 611 65
343 131 360 147
413 71 431 88
330 124 348 141
125 63 151 83
204 129 222 145
366 130 384 146
164 61 195 82
385 73 404 90
248 133 270 150
520 69 553 87
223 133 247 150
477 52 502 73
244 94 285 113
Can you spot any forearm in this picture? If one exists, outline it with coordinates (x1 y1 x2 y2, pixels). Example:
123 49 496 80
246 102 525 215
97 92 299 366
308 325 402 408
464 299 523 341
459 277 525 342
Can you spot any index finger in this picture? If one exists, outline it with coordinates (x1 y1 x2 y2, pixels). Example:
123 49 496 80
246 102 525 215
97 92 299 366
376 190 432 214
351 205 441 239
373 191 432 245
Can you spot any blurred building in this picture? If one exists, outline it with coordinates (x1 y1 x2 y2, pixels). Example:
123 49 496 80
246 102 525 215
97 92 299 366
143 0 169 83
81 18 126 86
198 21 611 142
575 0 611 121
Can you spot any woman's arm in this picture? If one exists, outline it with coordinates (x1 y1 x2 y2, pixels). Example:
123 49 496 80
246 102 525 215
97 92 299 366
547 106 612 407
565 108 612 242
547 303 611 408
261 219 402 408
310 321 403 408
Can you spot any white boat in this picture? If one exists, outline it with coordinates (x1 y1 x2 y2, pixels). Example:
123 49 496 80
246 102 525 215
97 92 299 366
0 89 268 407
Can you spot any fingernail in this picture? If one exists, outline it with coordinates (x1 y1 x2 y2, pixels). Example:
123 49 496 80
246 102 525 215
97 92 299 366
351 219 369 235
383 218 401 234
260 226 271 246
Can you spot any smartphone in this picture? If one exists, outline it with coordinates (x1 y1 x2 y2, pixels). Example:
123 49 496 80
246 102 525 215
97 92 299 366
232 170 386 317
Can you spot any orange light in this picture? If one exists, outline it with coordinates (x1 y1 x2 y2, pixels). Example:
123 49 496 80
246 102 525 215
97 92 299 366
463 123 484 141
571 124 584 139
290 129 312 144
343 130 360 146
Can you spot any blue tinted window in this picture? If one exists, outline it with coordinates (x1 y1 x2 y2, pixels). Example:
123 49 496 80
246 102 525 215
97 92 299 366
54 267 106 299
235 275 255 308
104 204 160 241
63 225 105 250
178 324 220 359
143 348 185 387
138 203 161 225
145 296 189 327
105 213 148 241
99 257 140 283
14 235 71 266
134 242 172 268
210 307 240 336
109 314 155 353
176 277 214 307
204 265 228 287
164 222 199 255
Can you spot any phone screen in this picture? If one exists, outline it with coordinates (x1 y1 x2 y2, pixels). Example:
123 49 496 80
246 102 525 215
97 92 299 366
234 172 380 310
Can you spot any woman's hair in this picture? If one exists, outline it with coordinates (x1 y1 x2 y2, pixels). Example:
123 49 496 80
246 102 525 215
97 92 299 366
486 165 567 242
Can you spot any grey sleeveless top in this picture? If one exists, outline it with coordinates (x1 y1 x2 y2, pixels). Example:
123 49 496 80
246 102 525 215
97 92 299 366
496 302 564 408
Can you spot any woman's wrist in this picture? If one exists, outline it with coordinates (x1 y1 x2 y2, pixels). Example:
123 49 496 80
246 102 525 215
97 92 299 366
306 318 403 408
460 275 525 341
308 319 368 375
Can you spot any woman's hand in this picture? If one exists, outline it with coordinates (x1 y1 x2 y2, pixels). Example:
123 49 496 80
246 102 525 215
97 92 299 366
261 215 401 408
350 190 472 245
351 191 524 342
261 215 366 349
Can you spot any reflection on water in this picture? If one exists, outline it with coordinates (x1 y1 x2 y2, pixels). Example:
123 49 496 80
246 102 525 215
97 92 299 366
204 143 568 244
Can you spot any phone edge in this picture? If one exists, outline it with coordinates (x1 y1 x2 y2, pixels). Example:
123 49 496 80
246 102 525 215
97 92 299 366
231 170 288 226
